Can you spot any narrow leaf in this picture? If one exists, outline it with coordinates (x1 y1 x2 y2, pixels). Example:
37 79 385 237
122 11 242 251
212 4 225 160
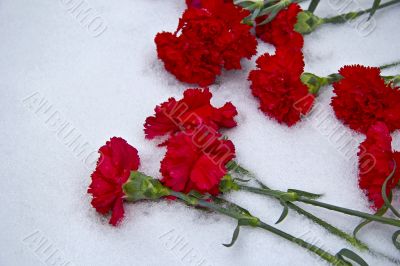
353 205 388 237
393 230 400 250
287 189 323 199
336 248 368 266
213 197 252 217
223 223 241 247
188 190 209 199
275 201 289 224
234 178 251 183
381 161 400 218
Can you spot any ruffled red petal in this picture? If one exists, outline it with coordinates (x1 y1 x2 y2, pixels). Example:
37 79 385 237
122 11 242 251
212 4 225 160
332 65 400 134
88 137 140 226
144 88 237 139
358 122 398 209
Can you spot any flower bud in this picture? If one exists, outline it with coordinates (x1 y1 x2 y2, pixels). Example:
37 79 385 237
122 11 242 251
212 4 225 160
123 171 170 201
294 11 324 35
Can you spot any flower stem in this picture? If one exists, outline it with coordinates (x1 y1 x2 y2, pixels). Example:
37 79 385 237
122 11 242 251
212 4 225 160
227 162 369 250
251 179 370 250
307 0 320 13
380 60 400 70
169 190 349 266
323 0 400 24
239 185 400 228
288 201 368 250
298 197 400 227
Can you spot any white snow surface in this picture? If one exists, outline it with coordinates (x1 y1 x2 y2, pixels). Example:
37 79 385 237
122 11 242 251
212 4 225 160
1 0 400 265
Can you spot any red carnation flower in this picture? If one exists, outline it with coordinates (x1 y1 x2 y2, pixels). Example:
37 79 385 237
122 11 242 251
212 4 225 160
358 122 400 209
160 131 235 195
155 0 257 86
248 49 314 126
255 3 304 50
155 32 223 87
144 88 237 139
331 65 400 134
186 0 202 8
88 137 140 226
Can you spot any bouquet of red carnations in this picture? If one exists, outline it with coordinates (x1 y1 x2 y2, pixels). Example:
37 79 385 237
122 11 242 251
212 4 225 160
87 0 400 265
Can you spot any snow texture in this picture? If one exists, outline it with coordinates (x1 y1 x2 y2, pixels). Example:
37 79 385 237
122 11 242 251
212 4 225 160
1 0 400 265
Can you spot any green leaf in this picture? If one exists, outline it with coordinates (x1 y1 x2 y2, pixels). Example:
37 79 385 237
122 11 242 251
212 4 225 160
308 0 320 13
287 189 323 199
222 216 261 247
223 223 241 247
353 205 388 238
275 201 289 224
258 7 280 25
368 0 381 20
336 248 368 266
234 178 251 183
188 190 209 200
226 160 250 175
234 0 261 10
392 230 400 250
213 197 252 217
381 161 400 218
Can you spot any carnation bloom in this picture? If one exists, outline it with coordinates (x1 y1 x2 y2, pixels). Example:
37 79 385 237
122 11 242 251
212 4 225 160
88 137 140 226
331 65 400 134
248 49 314 126
255 3 304 50
358 122 400 209
155 0 257 86
144 88 237 139
155 32 223 87
160 131 235 195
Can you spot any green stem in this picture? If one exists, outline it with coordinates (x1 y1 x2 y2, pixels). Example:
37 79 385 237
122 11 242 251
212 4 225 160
379 60 400 70
227 162 368 249
239 185 400 228
257 221 348 265
252 179 369 250
302 66 400 94
323 0 400 24
298 197 400 227
308 0 320 13
288 201 368 250
169 190 348 266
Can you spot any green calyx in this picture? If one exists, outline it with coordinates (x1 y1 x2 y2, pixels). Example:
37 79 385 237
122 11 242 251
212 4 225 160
301 72 327 94
219 174 240 193
123 171 170 202
301 73 343 94
295 11 324 35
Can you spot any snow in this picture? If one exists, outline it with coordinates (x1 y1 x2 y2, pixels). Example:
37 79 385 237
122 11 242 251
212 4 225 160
1 0 400 265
